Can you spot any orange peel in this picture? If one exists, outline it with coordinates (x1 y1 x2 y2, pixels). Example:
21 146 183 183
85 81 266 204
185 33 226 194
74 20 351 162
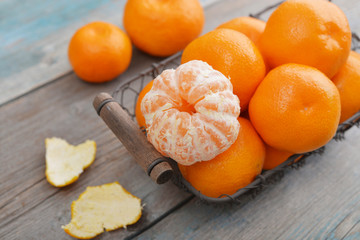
45 137 96 187
141 60 240 165
62 182 142 239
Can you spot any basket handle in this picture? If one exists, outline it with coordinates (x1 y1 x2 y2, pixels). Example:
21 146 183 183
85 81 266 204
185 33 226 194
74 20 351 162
93 92 173 184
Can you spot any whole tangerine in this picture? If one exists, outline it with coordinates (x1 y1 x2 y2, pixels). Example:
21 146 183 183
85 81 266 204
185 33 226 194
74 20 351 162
181 28 266 110
178 117 265 198
249 63 341 153
123 0 204 57
68 22 132 83
259 0 351 78
332 51 360 123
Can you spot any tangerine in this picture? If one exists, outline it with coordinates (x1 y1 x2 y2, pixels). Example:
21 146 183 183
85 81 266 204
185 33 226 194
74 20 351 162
123 0 204 57
217 16 265 47
178 117 265 198
68 21 132 83
181 28 266 110
259 0 351 78
249 63 341 153
332 51 360 123
263 145 294 170
135 80 154 128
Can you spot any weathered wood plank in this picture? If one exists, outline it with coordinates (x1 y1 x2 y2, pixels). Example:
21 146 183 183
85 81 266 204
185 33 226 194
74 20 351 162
342 221 360 240
0 0 217 106
0 53 191 239
134 126 360 240
326 207 360 239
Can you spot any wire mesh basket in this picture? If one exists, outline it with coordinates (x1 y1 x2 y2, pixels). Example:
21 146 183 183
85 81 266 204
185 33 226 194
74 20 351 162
106 1 360 204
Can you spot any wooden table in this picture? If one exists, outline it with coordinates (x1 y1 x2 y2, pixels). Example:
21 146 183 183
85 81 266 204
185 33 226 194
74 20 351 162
1 0 360 239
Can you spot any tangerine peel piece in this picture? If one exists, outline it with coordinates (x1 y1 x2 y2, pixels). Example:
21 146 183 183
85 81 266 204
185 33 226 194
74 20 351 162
45 137 96 187
62 182 142 239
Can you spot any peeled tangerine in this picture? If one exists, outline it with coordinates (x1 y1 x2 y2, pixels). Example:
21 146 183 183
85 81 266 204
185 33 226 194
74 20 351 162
141 60 241 165
45 138 96 187
63 182 142 239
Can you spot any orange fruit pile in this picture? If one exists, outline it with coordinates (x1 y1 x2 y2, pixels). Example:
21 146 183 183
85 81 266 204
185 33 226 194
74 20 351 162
66 0 359 199
135 0 359 197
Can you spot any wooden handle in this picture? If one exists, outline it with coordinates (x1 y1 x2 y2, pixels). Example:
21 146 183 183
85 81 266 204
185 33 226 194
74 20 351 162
93 92 173 184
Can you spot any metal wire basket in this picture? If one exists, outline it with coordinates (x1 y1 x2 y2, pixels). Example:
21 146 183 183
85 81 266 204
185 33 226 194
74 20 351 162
110 1 360 204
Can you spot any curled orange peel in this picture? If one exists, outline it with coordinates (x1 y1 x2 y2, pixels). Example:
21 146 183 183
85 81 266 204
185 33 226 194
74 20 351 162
62 182 142 239
45 137 96 187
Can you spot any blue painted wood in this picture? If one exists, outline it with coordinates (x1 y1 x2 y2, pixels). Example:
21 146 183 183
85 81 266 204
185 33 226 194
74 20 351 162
0 0 213 105
0 0 122 78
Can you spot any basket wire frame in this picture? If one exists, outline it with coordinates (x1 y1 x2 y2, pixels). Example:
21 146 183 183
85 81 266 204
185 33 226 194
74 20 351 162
111 1 360 204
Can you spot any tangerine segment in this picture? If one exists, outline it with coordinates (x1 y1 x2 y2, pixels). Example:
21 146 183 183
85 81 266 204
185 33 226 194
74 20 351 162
249 63 340 153
332 51 360 123
178 117 265 198
63 182 142 239
45 138 96 187
259 0 351 78
141 60 240 165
